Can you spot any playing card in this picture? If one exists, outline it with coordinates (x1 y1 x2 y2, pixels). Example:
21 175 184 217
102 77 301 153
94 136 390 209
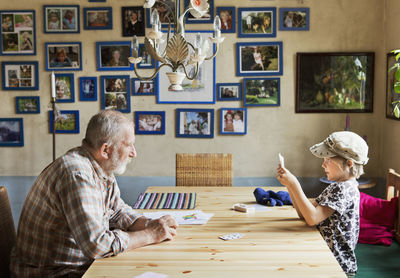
219 232 243 240
278 153 285 168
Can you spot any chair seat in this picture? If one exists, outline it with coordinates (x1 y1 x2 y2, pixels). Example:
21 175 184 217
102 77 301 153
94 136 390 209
0 186 16 278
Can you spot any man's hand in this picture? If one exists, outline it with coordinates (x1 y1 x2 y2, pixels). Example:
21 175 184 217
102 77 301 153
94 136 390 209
147 215 178 243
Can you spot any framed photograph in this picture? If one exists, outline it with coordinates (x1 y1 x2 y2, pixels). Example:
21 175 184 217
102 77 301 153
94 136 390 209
79 77 97 101
135 111 165 135
100 75 131 113
184 0 214 24
216 7 235 34
158 31 215 104
122 6 145 36
83 7 112 30
137 43 155 69
132 77 158 96
236 42 283 76
2 61 38 90
176 108 214 138
146 0 178 28
296 52 375 113
0 118 23 147
45 42 82 71
238 7 276 38
386 52 400 120
96 41 132 71
16 96 40 114
55 73 75 103
0 10 36 55
220 108 247 135
279 8 309 31
43 5 80 33
49 110 80 134
217 83 241 101
243 77 280 107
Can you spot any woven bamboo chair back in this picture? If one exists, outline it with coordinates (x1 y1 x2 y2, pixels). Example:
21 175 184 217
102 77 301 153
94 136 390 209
0 186 16 278
176 153 233 187
386 169 400 243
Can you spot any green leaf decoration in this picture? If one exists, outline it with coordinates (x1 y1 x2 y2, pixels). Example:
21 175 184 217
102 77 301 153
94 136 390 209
396 53 400 62
395 82 400 94
395 68 400 81
394 104 400 118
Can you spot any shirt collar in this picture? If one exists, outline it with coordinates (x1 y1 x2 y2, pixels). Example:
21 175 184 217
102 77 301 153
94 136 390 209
78 146 116 184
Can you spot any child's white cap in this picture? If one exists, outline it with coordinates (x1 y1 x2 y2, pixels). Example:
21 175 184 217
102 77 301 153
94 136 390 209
309 131 369 165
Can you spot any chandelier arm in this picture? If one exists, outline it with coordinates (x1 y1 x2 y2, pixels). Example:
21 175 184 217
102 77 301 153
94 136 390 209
204 43 220 61
178 62 199 81
133 63 173 81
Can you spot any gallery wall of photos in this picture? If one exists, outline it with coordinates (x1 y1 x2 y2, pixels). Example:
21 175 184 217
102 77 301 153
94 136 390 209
0 1 310 147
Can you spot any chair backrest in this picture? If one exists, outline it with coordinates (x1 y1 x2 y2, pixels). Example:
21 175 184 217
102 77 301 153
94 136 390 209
176 153 233 187
385 169 400 243
0 186 16 278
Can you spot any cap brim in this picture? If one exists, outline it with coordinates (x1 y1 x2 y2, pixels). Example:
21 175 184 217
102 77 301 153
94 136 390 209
309 142 337 158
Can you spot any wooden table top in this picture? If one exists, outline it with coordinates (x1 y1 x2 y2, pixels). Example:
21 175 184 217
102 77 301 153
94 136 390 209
83 186 345 278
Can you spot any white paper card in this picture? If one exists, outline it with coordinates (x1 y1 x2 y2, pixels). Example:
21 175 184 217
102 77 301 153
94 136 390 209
143 210 214 225
278 153 285 168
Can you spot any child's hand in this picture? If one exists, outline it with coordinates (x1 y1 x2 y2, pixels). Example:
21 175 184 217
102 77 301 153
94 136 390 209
276 166 298 188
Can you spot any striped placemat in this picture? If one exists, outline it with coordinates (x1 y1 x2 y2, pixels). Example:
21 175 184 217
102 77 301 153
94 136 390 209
133 192 196 209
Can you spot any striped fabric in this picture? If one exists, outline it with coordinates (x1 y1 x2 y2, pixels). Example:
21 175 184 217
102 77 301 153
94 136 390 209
133 193 196 209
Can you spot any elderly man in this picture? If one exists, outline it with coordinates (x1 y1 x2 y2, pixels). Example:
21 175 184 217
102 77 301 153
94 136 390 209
10 110 178 277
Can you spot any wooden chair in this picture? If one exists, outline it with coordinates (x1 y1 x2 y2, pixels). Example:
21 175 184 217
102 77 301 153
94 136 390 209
0 186 16 278
386 168 400 243
176 153 233 187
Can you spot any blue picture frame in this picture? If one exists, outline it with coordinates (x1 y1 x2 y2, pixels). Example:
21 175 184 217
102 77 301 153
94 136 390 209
16 96 40 114
238 7 276 38
49 110 80 134
88 0 106 3
132 76 158 96
2 61 39 90
43 5 80 33
236 41 283 76
220 108 247 135
216 82 241 101
137 43 155 69
79 77 97 101
135 111 165 135
55 73 75 103
0 10 36 55
83 7 112 30
184 0 214 24
243 77 280 107
216 6 235 34
96 41 133 71
100 75 131 113
145 0 179 29
45 42 82 71
279 8 310 31
176 108 214 138
0 118 24 147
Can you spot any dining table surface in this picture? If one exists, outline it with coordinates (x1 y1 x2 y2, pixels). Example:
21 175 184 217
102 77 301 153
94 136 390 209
83 186 346 278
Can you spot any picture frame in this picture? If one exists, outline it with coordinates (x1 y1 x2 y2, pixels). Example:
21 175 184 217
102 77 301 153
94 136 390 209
243 77 280 107
136 43 155 69
45 42 82 71
296 52 375 113
236 42 283 76
96 41 132 71
1 61 39 90
146 0 178 29
216 7 235 34
157 30 215 104
122 6 145 36
132 77 158 96
184 0 214 24
135 111 165 135
279 8 310 31
43 5 80 33
220 108 247 135
216 83 241 101
55 73 75 103
238 7 276 38
0 10 36 55
79 77 97 101
176 108 214 138
386 52 400 120
16 96 40 114
0 118 24 147
49 110 80 134
100 75 131 113
83 7 112 30
89 0 106 2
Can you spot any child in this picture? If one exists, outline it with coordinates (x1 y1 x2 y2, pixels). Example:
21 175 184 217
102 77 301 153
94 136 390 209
48 11 60 30
277 131 369 277
219 10 232 30
233 111 244 133
223 111 234 132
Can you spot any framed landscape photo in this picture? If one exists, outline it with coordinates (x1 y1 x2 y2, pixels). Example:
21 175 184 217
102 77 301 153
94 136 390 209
45 42 82 71
296 52 375 113
135 111 165 135
96 41 132 71
0 10 36 55
146 0 178 28
132 77 158 96
184 0 213 24
220 108 247 135
83 7 112 30
79 76 97 101
279 8 310 31
236 42 283 76
100 75 131 113
243 77 280 107
217 83 241 101
176 108 214 138
216 7 235 34
238 7 276 38
55 73 75 103
2 61 39 90
122 6 145 36
0 118 23 147
49 110 80 134
386 52 400 120
43 5 80 33
16 96 40 114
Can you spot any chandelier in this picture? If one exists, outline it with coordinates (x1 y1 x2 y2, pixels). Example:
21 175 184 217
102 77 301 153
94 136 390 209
128 0 224 91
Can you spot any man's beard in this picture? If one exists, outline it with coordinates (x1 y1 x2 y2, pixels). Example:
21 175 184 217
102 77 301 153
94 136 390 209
104 149 132 175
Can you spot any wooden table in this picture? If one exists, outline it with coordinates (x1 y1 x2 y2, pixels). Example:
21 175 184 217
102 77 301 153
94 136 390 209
83 187 346 278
